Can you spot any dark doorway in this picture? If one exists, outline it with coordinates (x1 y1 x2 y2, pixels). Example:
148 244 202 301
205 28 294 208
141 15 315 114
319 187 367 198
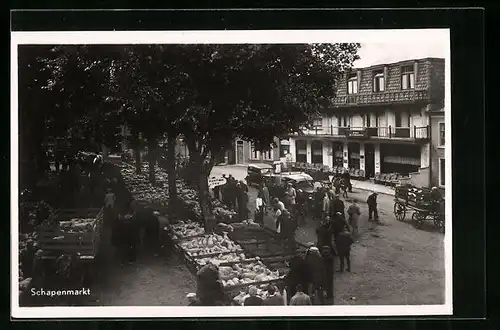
332 142 343 167
311 140 323 164
236 141 244 164
364 143 375 178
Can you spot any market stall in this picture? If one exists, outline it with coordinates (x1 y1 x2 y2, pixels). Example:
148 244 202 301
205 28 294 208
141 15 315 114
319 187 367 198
116 162 294 305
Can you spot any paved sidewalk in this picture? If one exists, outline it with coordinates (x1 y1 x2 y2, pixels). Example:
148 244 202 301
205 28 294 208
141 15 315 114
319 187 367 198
351 179 395 196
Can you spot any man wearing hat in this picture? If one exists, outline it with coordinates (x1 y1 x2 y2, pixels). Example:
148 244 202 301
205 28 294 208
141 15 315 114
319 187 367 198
367 192 379 222
304 244 326 304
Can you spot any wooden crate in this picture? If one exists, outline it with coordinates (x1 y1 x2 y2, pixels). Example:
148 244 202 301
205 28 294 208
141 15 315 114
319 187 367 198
37 208 103 258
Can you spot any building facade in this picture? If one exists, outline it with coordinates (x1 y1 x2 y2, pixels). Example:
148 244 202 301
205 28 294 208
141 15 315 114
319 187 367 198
429 109 446 188
228 138 281 165
284 57 445 187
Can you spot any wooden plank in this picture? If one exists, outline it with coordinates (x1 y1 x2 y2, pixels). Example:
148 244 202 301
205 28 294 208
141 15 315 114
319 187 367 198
187 249 245 259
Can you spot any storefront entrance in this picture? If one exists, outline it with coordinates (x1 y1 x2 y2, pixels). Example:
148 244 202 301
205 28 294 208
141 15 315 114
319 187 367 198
311 140 323 164
365 143 375 178
380 144 420 175
332 142 343 167
236 141 244 164
348 142 361 170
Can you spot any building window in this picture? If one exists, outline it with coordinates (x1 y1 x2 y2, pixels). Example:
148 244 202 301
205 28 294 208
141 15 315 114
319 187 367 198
366 114 371 127
313 117 323 128
439 122 445 146
408 113 411 128
295 140 307 163
373 70 385 92
439 158 445 186
311 140 323 164
262 149 272 160
401 65 415 90
347 74 358 94
395 112 402 127
250 144 259 160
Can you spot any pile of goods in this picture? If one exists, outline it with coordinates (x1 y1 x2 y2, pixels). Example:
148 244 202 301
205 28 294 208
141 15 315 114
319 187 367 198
180 233 243 256
219 261 281 287
196 252 249 267
119 163 202 218
170 220 205 240
395 185 433 206
59 218 95 233
230 219 261 229
117 162 286 300
213 205 237 223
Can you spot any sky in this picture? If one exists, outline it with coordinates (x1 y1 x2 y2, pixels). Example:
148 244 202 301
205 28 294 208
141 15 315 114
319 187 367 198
353 42 448 68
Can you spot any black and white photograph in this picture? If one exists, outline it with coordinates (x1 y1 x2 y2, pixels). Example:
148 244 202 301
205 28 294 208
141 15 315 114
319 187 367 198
11 29 451 318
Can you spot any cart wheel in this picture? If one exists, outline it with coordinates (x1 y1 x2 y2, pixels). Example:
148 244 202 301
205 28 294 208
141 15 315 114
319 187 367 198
394 202 406 221
412 212 426 229
433 214 444 229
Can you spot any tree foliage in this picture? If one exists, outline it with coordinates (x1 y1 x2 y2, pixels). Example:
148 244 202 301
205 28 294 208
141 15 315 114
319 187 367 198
18 43 360 219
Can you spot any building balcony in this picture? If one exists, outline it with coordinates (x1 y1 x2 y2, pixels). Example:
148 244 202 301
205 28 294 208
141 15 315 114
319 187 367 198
294 125 430 142
332 90 430 107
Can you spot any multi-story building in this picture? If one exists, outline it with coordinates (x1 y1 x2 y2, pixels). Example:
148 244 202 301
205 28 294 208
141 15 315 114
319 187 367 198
284 57 445 188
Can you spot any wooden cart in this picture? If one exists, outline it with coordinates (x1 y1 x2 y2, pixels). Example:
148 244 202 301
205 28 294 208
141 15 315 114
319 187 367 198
393 186 444 230
36 208 104 285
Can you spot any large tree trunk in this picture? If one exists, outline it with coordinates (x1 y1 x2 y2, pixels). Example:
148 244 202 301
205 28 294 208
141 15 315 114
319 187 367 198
166 133 178 207
192 154 217 231
198 171 216 232
147 138 157 185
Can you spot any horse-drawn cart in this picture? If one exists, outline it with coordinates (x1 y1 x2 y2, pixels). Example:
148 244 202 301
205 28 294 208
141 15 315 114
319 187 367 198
393 185 445 230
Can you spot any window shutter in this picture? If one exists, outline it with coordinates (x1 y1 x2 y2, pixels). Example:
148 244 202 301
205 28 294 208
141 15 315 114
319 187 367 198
383 66 388 90
414 61 419 86
357 70 361 91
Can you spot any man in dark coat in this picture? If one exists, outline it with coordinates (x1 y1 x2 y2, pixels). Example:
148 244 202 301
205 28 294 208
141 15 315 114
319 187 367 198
367 192 379 222
336 229 353 272
212 177 221 201
193 264 227 306
221 174 228 204
285 254 309 301
342 170 352 192
331 194 346 218
304 245 325 305
316 216 336 302
332 212 350 237
227 175 237 210
279 209 296 252
237 185 249 222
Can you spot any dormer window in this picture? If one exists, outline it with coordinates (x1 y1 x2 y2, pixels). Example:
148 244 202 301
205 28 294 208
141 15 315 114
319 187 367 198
401 65 415 90
347 73 358 94
373 70 385 92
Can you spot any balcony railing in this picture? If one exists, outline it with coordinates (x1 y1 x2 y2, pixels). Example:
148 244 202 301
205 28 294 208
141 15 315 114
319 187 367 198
332 90 430 107
297 125 430 140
